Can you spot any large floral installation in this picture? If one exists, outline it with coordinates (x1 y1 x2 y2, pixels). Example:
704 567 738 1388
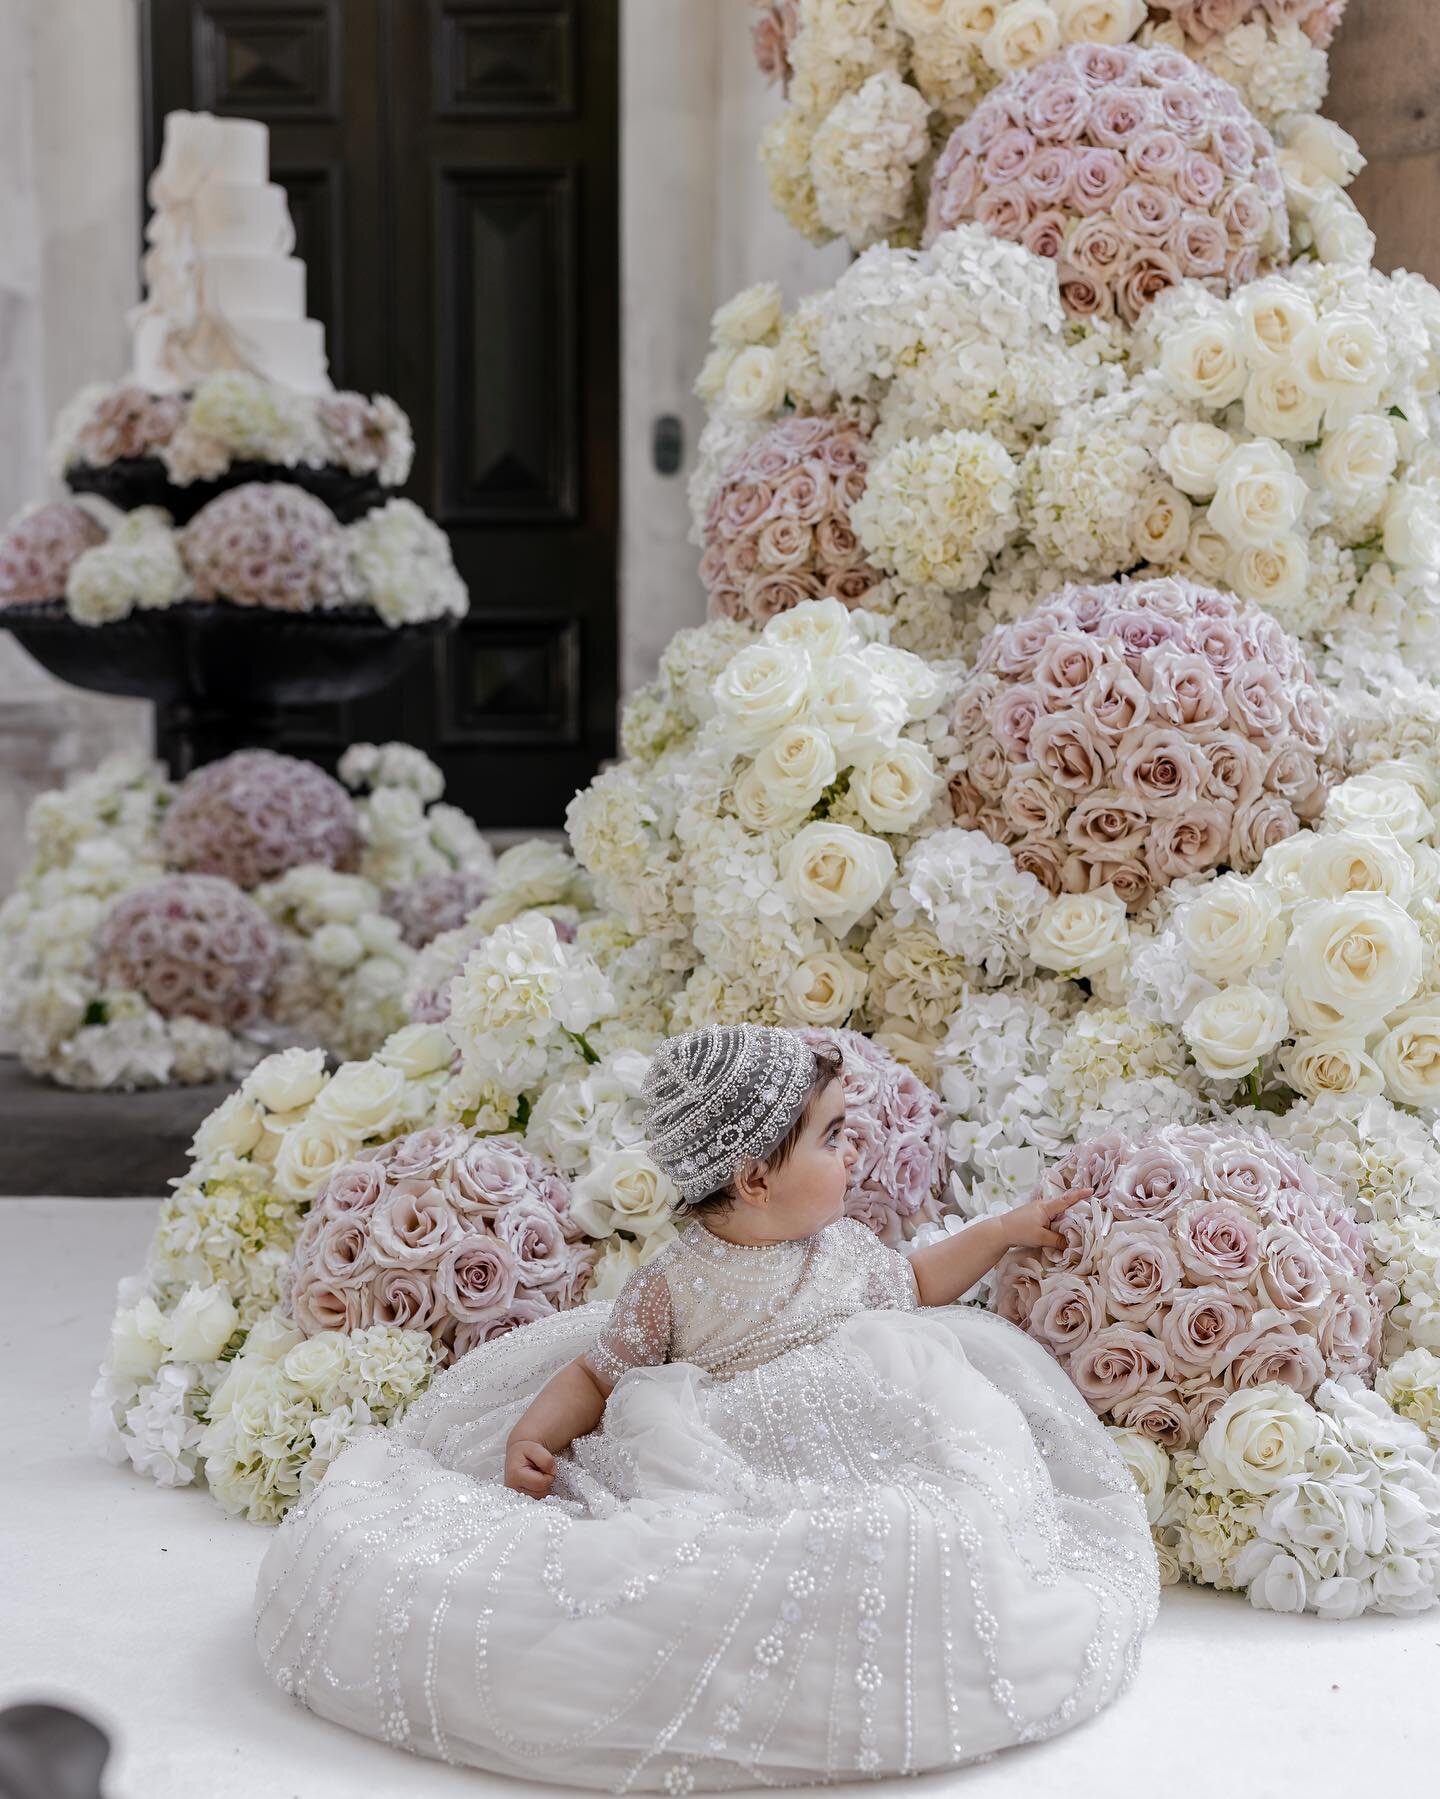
75 0 1440 1616
0 744 496 1087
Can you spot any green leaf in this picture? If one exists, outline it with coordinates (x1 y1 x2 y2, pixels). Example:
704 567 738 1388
83 999 108 1027
1389 405 1408 421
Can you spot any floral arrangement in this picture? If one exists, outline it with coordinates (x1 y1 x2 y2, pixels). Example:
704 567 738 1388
946 576 1339 907
285 1127 594 1361
1143 2 1348 124
50 371 414 490
699 415 882 624
95 875 279 1031
1 744 494 1088
383 867 495 948
161 750 361 888
0 502 105 606
993 1122 1380 1445
181 482 345 610
925 42 1289 322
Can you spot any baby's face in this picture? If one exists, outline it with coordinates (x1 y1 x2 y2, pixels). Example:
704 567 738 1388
763 1084 855 1238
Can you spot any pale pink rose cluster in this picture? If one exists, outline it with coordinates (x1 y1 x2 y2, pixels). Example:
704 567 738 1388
797 1026 947 1244
315 393 413 484
925 42 1288 322
95 873 278 1030
993 1122 1380 1448
383 868 494 949
949 576 1338 909
71 384 186 467
180 482 346 612
1148 0 1346 51
285 1128 597 1364
700 416 883 626
750 0 799 93
161 749 362 890
0 503 106 606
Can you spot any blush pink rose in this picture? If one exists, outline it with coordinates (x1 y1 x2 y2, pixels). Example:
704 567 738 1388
1098 1221 1183 1324
1111 1385 1192 1449
992 1251 1045 1328
1218 1313 1327 1394
370 1266 441 1334
1110 1144 1199 1221
1029 1271 1106 1354
452 1293 557 1359
1175 1199 1262 1287
1157 1283 1254 1378
1068 1324 1170 1407
369 1188 468 1270
433 1236 521 1326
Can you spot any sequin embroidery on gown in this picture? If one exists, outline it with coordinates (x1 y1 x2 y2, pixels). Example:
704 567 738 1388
255 1216 1159 1790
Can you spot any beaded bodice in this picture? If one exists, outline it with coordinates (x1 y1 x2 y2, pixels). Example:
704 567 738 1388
582 1215 919 1388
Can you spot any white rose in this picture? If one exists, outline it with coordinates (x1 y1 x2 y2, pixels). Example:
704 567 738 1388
571 1148 677 1240
1054 0 1146 44
1310 189 1377 273
164 1282 239 1362
1106 1426 1170 1524
281 1333 350 1402
1257 831 1319 904
1301 830 1415 906
109 1297 168 1379
763 596 859 662
780 951 869 1027
376 1021 455 1078
1283 894 1422 1033
1382 484 1440 573
1297 310 1388 420
1277 114 1365 189
1162 422 1234 499
722 345 786 419
856 641 944 721
493 837 575 902
1229 536 1309 611
1208 441 1308 549
893 0 953 33
1181 875 1284 982
1325 774 1433 843
586 1227 675 1303
243 1045 327 1113
1185 514 1232 582
1276 148 1332 222
1280 1034 1384 1101
1132 481 1192 563
1242 364 1326 442
710 280 783 349
694 346 735 404
736 725 838 831
240 1311 306 1366
190 1091 265 1163
1159 316 1248 408
982 0 1059 73
1028 891 1129 980
1237 281 1317 367
950 0 1004 40
1200 1384 1320 1496
1182 985 1288 1079
311 1059 409 1137
273 1118 357 1202
310 922 364 970
848 741 939 833
713 643 813 753
779 822 896 937
808 651 910 762
1375 1014 1440 1108
1319 414 1398 512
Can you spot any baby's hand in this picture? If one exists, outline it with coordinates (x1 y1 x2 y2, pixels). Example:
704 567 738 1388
1001 1186 1092 1252
505 1438 556 1500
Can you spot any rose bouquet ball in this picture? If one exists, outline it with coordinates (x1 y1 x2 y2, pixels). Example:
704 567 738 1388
1148 0 1346 52
925 41 1288 321
95 874 278 1030
991 1122 1380 1448
181 481 345 611
160 749 363 890
383 868 494 949
285 1127 597 1365
700 415 883 625
947 575 1338 909
797 1026 947 1243
0 502 106 605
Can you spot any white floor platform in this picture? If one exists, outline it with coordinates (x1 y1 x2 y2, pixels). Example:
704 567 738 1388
4 1197 1438 1799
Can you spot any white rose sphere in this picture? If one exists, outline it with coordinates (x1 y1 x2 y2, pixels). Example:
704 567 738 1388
763 596 858 663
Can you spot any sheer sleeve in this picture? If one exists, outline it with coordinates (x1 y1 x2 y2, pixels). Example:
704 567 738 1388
846 1218 921 1312
580 1261 674 1390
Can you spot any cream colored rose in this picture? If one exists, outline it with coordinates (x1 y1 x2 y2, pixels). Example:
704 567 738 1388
1257 831 1319 904
1055 0 1146 44
1028 891 1129 980
1185 515 1232 583
1200 1384 1320 1496
1283 894 1423 1033
781 950 869 1027
857 641 944 721
710 280 784 349
1325 774 1433 843
190 1091 265 1163
1319 414 1398 513
273 1118 357 1202
1237 281 1317 366
1229 536 1309 611
165 1282 240 1362
779 822 896 936
310 922 364 970
586 1226 675 1303
1182 985 1288 1079
1243 364 1325 442
1159 316 1247 407
1280 1034 1384 1101
1208 441 1308 549
109 1297 168 1379
763 596 858 663
311 1059 409 1138
243 1045 327 1114
722 345 786 419
1383 484 1440 573
1301 830 1415 906
1298 310 1387 417
713 642 813 753
848 741 939 833
376 1021 455 1078
982 0 1060 73
809 652 910 762
1163 422 1234 499
1375 1013 1440 1108
1277 115 1364 189
1133 480 1192 563
1182 875 1284 982
1276 147 1331 222
1310 190 1376 271
571 1148 677 1240
693 346 735 405
734 724 838 830
280 1333 350 1401
1107 1426 1170 1524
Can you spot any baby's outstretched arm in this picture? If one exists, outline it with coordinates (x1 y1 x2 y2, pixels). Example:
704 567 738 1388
504 1356 611 1499
908 1186 1091 1309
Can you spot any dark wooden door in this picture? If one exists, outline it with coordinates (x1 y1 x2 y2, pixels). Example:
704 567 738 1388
140 0 620 826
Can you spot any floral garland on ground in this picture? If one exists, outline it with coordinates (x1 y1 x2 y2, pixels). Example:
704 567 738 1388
0 745 496 1088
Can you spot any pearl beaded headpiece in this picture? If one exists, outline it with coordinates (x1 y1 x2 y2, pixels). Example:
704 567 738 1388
641 1024 819 1204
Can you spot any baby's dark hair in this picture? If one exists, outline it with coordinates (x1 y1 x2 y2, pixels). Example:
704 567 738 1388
681 1041 845 1220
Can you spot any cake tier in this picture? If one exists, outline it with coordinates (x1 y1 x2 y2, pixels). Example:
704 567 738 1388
192 181 295 257
132 313 331 396
201 253 306 321
154 112 269 190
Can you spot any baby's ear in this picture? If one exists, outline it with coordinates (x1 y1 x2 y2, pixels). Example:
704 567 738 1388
731 1155 769 1204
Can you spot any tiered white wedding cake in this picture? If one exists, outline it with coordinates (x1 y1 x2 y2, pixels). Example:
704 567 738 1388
131 111 330 395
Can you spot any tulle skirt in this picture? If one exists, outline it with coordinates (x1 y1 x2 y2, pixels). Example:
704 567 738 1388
254 1303 1158 1791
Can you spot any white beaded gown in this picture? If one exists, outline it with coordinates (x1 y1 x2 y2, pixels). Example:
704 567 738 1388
255 1215 1159 1790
